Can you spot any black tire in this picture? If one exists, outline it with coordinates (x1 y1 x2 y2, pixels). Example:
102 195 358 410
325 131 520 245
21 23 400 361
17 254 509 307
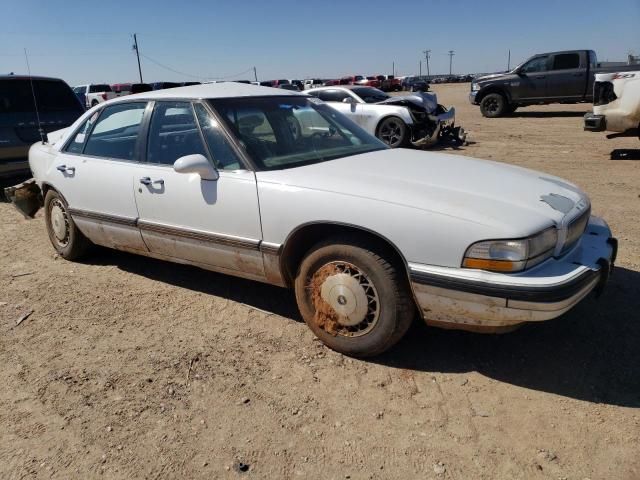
480 92 508 118
376 116 409 148
294 235 415 357
44 189 91 260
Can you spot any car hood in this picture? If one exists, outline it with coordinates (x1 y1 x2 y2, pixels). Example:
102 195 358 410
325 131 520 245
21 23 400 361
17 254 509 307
475 72 514 83
376 92 438 113
256 149 588 236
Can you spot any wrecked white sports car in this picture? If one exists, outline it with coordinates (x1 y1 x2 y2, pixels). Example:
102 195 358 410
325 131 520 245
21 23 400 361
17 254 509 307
6 83 616 357
307 85 465 148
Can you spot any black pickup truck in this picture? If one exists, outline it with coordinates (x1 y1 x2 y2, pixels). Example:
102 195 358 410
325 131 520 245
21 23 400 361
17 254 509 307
469 50 637 117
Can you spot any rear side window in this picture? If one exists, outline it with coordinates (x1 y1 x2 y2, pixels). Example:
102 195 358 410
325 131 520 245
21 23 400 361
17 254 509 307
66 111 100 154
83 102 146 160
551 53 580 70
0 79 83 114
146 101 207 165
89 84 112 93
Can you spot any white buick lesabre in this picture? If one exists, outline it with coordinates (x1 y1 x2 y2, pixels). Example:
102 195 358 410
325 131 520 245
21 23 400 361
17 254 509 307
7 83 617 357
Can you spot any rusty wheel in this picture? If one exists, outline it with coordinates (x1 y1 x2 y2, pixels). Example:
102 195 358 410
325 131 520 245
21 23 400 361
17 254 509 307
295 235 415 357
308 261 380 337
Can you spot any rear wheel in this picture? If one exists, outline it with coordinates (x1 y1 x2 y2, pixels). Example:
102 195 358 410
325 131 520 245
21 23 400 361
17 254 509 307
480 93 508 117
44 190 91 260
376 116 408 148
294 236 415 357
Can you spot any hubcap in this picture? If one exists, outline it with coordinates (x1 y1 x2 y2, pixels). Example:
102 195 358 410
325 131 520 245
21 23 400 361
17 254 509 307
49 199 70 246
310 262 380 337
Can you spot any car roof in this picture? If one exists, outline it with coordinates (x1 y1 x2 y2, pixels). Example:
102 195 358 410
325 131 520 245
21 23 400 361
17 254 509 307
0 74 66 82
110 82 305 102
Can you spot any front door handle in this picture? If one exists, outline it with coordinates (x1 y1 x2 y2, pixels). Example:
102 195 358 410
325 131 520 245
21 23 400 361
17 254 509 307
140 177 164 186
56 165 75 174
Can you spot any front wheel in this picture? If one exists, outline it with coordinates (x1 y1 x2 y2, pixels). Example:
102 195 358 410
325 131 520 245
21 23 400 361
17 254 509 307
44 190 91 260
294 236 415 357
479 93 508 118
376 116 408 148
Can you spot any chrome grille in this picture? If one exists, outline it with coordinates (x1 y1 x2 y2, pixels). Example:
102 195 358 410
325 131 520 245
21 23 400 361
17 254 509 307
562 208 590 254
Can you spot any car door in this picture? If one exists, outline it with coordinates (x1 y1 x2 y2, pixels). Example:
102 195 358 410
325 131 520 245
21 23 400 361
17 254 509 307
133 100 264 278
546 52 584 100
52 101 150 251
514 55 549 101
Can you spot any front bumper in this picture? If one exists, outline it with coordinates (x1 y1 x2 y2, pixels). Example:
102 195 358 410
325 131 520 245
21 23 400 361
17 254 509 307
410 107 459 147
409 216 617 331
584 113 607 132
469 90 479 105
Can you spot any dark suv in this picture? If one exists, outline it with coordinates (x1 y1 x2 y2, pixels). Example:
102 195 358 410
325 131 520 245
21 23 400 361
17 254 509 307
0 75 84 179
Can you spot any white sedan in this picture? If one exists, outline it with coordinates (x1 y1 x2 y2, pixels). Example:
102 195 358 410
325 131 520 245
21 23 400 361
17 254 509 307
7 83 617 357
307 85 465 148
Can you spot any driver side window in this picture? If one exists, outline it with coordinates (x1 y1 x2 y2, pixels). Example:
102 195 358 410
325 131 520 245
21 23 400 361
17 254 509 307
520 56 548 74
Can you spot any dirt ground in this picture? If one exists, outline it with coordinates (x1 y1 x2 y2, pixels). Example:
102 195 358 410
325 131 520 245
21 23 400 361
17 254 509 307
1 83 639 480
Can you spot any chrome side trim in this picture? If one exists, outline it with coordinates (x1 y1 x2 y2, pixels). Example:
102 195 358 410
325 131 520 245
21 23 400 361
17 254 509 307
259 241 282 255
68 208 137 227
137 219 260 250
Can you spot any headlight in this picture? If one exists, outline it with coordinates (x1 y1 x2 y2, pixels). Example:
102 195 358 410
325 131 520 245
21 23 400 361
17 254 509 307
471 83 480 91
462 228 557 273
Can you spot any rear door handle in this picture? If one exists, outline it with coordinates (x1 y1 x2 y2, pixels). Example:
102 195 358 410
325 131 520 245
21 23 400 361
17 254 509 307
56 165 75 174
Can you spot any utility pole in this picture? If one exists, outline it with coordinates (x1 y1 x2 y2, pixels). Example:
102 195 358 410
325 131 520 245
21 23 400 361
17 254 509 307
448 50 455 75
392 61 395 76
423 49 431 78
132 33 143 83
253 66 258 82
507 49 511 71
419 60 422 77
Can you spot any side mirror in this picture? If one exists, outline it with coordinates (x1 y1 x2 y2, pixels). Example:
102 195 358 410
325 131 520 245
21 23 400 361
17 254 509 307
173 154 219 181
342 96 356 104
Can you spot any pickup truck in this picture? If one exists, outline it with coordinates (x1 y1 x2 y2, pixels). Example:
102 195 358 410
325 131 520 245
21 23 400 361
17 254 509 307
73 84 116 109
584 71 639 140
470 50 638 117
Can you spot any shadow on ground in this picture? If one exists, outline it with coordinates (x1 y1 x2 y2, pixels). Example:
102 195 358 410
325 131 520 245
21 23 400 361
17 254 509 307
611 149 640 160
88 249 640 408
508 110 588 118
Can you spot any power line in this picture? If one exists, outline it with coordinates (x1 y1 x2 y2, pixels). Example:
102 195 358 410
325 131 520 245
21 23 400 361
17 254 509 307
139 53 254 81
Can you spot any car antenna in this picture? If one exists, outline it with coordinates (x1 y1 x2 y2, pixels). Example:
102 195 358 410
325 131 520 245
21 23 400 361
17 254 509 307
23 48 46 144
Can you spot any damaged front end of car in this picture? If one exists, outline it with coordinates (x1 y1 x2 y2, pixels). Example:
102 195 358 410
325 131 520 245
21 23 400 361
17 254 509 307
4 179 43 219
377 92 466 147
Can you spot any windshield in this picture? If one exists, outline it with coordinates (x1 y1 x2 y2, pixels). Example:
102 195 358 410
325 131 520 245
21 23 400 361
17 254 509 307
209 96 386 171
351 87 389 103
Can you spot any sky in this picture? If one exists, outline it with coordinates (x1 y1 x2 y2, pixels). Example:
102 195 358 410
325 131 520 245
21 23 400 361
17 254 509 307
1 0 639 86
